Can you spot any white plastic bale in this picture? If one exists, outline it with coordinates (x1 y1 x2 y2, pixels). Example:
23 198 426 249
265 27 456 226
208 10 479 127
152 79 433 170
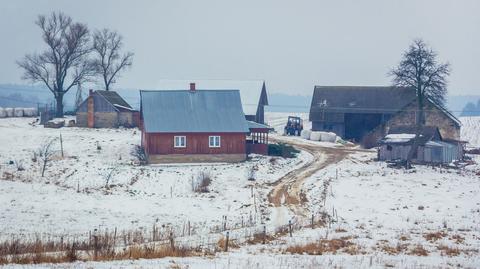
320 132 337 143
23 107 38 117
0 107 6 118
5 108 14 117
14 108 24 117
300 129 312 140
310 131 322 141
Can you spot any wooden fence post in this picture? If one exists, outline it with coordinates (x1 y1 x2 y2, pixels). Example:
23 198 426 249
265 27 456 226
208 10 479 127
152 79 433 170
60 133 64 158
169 232 175 251
225 231 229 252
262 225 266 244
113 227 117 247
288 220 292 237
93 229 98 260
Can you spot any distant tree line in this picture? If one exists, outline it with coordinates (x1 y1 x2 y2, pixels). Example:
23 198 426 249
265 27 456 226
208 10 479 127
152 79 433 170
461 99 480 116
17 12 134 117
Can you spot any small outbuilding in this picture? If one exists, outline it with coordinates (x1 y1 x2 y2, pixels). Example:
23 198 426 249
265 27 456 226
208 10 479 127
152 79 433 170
76 90 139 128
378 126 463 164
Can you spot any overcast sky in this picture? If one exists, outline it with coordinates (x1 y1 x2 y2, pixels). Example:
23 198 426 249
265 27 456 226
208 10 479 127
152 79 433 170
1 0 479 96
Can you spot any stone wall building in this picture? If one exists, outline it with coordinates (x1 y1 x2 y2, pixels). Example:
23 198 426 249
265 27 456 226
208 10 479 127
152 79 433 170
309 86 461 148
76 90 138 128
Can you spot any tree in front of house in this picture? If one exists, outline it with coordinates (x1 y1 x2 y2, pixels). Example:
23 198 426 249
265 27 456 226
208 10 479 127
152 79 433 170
461 99 480 116
92 29 134 91
389 39 451 167
17 12 95 117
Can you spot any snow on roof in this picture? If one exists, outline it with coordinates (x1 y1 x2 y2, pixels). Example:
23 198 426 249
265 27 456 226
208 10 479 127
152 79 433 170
156 79 267 115
383 133 416 143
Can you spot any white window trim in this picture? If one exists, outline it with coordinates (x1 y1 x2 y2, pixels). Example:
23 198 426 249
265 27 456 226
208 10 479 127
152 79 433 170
174 136 186 148
209 136 221 148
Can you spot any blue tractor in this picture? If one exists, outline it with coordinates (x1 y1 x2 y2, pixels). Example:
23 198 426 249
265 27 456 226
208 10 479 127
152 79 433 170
284 116 303 136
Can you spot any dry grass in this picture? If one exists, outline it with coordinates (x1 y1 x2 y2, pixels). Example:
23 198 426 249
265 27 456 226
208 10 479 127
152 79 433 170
379 243 409 255
216 236 239 251
449 234 465 244
335 228 347 233
423 231 447 242
246 232 275 245
437 245 461 256
285 238 358 255
408 245 429 256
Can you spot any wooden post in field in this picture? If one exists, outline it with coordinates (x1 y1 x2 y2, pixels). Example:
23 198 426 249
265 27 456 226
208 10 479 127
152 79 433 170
262 225 266 244
225 231 229 252
113 227 117 247
152 224 156 241
288 220 292 237
93 229 98 260
169 232 175 251
187 221 191 236
60 133 64 158
223 216 227 231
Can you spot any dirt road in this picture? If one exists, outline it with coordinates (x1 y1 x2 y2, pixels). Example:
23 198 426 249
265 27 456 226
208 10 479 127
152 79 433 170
267 136 367 218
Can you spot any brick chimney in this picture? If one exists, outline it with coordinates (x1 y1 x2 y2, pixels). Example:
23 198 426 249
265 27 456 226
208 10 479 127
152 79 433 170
87 89 94 128
189 83 196 91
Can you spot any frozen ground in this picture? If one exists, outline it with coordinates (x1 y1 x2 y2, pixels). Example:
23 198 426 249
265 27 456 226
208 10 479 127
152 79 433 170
1 113 480 268
0 117 311 238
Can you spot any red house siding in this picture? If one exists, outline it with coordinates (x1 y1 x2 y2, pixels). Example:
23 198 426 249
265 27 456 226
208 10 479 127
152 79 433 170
143 132 247 163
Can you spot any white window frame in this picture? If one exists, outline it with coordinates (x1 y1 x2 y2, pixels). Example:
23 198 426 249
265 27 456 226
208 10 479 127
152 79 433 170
209 136 221 148
174 136 186 148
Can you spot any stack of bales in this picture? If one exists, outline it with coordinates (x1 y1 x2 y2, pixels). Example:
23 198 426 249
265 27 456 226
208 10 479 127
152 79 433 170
0 107 38 118
308 131 337 143
300 129 312 140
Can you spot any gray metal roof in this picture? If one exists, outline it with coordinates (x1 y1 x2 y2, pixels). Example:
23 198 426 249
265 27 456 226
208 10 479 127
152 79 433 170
156 80 268 115
141 90 250 133
247 120 272 130
96 90 132 109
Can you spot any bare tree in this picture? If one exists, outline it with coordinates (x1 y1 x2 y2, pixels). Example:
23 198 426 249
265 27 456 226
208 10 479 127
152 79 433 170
38 138 57 177
17 12 94 117
389 39 451 167
92 29 133 91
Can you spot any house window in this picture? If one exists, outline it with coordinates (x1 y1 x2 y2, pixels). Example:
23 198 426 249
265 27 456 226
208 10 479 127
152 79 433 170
209 136 221 148
174 136 186 148
387 145 393 151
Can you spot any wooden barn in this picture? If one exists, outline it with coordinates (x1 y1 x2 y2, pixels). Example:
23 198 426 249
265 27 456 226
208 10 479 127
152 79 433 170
156 80 269 124
378 126 464 164
309 86 461 147
140 86 269 163
76 90 139 128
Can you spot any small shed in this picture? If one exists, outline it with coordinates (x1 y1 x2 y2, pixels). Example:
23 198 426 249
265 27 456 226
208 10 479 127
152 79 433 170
378 126 462 164
76 90 139 128
246 121 272 155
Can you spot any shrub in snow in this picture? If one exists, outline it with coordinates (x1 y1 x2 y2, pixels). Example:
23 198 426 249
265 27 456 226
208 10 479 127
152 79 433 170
192 170 212 193
268 143 299 158
247 165 256 181
131 145 148 165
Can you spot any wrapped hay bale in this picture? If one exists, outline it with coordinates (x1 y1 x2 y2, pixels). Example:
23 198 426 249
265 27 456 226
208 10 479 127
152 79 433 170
14 108 24 117
310 131 322 141
23 107 38 117
5 108 14 117
0 107 6 118
320 132 337 143
300 129 311 140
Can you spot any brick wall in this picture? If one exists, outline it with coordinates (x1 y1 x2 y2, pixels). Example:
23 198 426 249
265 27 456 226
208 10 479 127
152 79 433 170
94 112 118 128
76 112 88 127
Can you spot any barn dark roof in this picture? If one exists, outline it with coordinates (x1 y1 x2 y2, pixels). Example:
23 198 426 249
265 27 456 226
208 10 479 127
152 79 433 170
310 86 416 118
96 90 132 109
140 90 250 133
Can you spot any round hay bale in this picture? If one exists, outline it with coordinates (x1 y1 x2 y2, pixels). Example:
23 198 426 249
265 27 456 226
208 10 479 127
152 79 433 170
5 108 14 117
320 132 336 143
301 129 312 140
14 108 24 117
310 131 322 141
0 107 6 118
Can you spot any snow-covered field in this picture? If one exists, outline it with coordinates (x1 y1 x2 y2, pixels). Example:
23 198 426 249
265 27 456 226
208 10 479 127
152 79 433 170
461 116 480 148
0 117 311 238
1 113 480 268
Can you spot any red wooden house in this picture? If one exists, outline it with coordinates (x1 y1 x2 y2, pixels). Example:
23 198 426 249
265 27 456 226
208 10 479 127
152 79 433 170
140 84 269 163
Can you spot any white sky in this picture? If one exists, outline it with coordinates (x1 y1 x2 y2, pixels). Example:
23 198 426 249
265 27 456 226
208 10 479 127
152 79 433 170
1 0 479 95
